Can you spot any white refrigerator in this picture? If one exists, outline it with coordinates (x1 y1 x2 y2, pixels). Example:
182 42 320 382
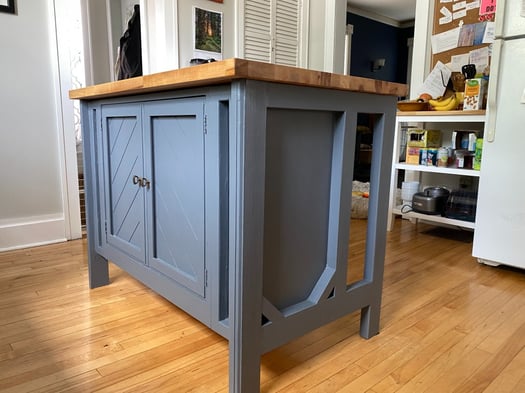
472 0 525 268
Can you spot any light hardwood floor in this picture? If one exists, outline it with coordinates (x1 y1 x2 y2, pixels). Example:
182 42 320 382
1 218 525 392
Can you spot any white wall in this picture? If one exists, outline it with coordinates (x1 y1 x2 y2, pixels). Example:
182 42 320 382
82 0 113 84
311 0 346 73
84 0 350 81
0 0 78 250
82 0 138 83
410 0 433 99
140 0 346 75
177 0 234 67
141 0 234 74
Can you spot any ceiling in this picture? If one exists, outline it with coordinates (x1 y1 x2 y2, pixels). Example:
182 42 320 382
346 0 417 24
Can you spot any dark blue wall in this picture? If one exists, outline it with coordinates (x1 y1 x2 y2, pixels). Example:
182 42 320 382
347 13 414 84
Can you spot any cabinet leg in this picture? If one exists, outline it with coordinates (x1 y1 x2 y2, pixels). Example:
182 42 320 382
229 333 261 393
359 303 381 339
87 236 109 288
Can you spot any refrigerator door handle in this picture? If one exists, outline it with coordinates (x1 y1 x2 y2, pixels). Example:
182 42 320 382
486 39 502 143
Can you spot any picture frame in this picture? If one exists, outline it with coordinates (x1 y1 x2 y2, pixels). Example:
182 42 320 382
0 0 15 14
193 7 223 60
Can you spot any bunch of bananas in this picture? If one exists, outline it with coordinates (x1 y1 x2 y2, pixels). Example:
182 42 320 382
428 94 458 111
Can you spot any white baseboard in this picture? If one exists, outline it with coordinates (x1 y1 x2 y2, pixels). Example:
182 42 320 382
0 215 68 252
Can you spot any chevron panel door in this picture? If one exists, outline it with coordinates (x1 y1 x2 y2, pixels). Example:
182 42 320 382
144 98 206 297
102 104 145 261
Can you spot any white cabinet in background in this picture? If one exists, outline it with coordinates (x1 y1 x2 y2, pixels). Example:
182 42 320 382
387 110 486 231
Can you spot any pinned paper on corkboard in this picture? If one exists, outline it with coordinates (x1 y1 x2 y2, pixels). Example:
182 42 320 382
431 0 495 71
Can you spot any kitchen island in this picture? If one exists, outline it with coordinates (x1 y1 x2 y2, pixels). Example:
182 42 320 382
70 58 407 393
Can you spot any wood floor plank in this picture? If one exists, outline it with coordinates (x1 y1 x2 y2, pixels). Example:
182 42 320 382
452 320 525 393
2 218 525 392
482 346 525 393
367 266 521 392
422 348 491 393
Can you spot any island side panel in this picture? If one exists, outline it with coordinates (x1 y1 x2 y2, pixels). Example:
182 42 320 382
263 107 335 312
249 83 394 349
227 80 398 392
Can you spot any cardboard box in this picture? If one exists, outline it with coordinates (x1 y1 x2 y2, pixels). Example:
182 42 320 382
407 129 441 148
463 78 487 110
452 130 481 150
426 148 438 166
406 146 422 164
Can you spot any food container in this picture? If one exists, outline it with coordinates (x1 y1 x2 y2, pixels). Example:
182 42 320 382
468 133 477 151
419 148 428 165
452 130 480 150
455 150 465 168
407 129 441 148
464 153 474 169
473 138 483 170
463 78 487 110
406 146 422 164
437 147 449 167
427 148 438 166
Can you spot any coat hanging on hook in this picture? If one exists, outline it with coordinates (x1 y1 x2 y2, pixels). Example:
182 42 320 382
116 4 142 80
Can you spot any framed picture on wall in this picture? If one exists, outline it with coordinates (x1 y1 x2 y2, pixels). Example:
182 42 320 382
0 0 15 14
193 7 223 60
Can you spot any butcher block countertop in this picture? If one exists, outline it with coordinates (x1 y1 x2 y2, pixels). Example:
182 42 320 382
70 58 408 100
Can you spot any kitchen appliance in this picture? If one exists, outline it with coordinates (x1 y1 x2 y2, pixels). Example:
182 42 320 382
445 190 477 222
412 187 450 215
472 0 525 268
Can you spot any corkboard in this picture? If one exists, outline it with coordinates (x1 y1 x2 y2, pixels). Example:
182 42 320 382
431 1 492 68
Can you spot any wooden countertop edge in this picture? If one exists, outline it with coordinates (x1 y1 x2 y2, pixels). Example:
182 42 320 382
70 58 408 100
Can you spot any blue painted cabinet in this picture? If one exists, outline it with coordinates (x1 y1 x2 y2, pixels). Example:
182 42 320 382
78 76 398 393
97 96 212 314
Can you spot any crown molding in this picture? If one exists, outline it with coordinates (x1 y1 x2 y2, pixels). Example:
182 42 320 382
347 6 414 28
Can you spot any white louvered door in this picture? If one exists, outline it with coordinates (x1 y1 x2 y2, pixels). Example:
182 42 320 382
274 0 300 65
244 0 272 62
243 0 301 66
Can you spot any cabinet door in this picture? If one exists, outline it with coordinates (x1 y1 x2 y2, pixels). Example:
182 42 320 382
101 104 145 262
143 98 206 298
